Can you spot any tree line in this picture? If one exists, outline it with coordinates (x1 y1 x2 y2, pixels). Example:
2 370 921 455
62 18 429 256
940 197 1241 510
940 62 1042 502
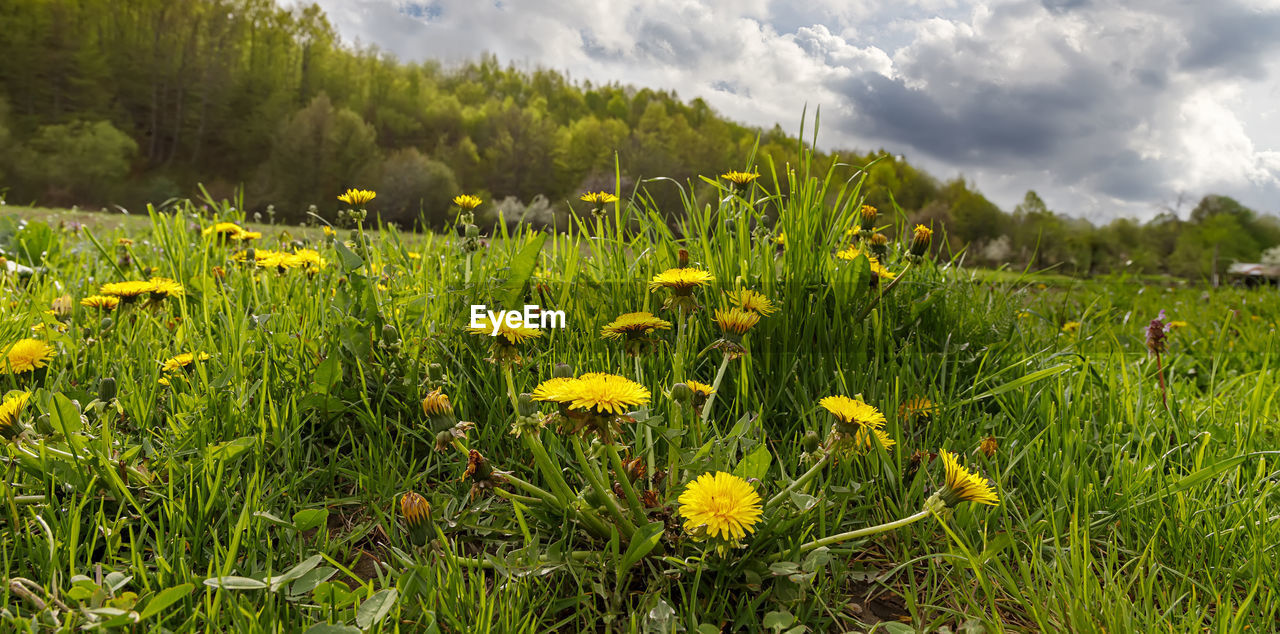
0 0 1273 280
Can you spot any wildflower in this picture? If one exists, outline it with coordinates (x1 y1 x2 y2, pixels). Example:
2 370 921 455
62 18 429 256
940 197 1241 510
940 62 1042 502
0 391 32 441
678 471 763 543
452 194 482 210
1061 321 1081 334
720 170 760 188
147 277 185 298
463 449 505 498
868 233 889 260
1146 311 1167 354
899 396 936 424
601 311 672 356
237 231 262 241
580 191 619 205
819 395 887 433
686 380 715 411
533 373 650 442
116 238 134 247
50 295 73 317
726 289 777 316
337 189 377 207
649 267 714 313
161 352 210 373
1017 311 1031 319
99 280 157 301
1166 320 1188 331
774 232 786 247
2 339 54 375
713 307 760 336
859 204 878 232
400 491 431 546
980 436 999 458
936 449 999 507
835 247 896 280
80 295 120 311
203 222 250 241
909 224 933 257
847 426 896 455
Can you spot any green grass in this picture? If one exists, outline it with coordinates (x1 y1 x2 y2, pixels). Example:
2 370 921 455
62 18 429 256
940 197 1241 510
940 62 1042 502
1 165 1278 632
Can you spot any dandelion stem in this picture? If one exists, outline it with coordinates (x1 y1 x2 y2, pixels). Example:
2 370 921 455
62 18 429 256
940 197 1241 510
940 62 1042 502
572 437 636 538
606 443 648 526
764 453 832 511
699 353 733 435
502 366 520 413
790 508 931 557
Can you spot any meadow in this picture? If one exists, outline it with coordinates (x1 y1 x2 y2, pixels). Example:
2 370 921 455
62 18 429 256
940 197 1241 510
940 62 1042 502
1 158 1278 633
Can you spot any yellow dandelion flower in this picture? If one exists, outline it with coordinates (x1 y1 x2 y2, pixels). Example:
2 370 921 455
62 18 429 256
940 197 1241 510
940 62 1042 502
50 295 73 316
648 267 714 293
979 436 999 458
236 230 262 241
899 396 936 421
147 277 185 298
720 170 760 186
203 222 246 238
338 189 377 206
80 295 120 311
909 224 933 256
1061 321 1081 334
686 380 715 398
678 471 763 542
161 352 211 373
938 449 999 506
1167 320 1189 330
421 389 454 417
3 339 54 375
407 252 421 260
562 373 650 415
290 249 327 272
99 280 156 299
774 231 786 247
452 194 483 210
819 395 887 429
400 491 430 526
726 289 777 316
714 307 761 336
600 312 672 340
116 238 134 247
580 191 619 204
531 377 580 404
0 391 32 440
849 426 896 454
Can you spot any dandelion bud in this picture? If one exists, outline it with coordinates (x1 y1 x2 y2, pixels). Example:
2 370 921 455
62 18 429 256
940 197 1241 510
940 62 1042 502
399 491 431 546
381 324 400 345
463 449 495 483
243 247 256 262
517 393 538 417
869 233 889 260
98 377 117 402
99 317 113 330
428 363 445 381
553 362 574 378
677 249 689 268
670 382 693 403
909 224 933 257
801 430 821 453
464 224 480 239
859 204 878 231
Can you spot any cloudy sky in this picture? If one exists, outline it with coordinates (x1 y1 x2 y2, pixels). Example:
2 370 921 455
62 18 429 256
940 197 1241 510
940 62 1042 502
308 0 1280 221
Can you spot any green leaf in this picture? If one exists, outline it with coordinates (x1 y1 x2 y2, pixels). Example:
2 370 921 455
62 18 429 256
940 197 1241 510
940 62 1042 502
499 232 547 310
268 554 324 592
789 491 818 512
206 436 256 464
333 241 364 272
619 521 664 572
763 610 795 631
312 355 342 394
138 583 194 620
293 508 330 533
203 576 267 590
290 567 337 596
48 392 83 434
733 443 772 481
355 588 399 629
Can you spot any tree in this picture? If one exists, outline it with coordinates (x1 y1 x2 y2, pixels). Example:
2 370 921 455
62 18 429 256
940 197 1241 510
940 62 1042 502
256 93 380 218
375 148 458 227
16 120 137 205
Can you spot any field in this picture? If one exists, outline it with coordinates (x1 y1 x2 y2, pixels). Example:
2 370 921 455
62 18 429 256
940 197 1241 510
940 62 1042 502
2 167 1279 633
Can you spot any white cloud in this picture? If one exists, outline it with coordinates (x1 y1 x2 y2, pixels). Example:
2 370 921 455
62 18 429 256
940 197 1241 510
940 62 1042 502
305 0 1280 220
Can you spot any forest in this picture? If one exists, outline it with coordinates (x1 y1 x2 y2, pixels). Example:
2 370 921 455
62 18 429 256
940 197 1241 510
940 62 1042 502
0 0 1277 280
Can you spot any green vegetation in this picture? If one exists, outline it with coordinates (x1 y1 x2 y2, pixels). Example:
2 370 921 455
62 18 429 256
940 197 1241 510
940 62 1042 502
2 144 1280 631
